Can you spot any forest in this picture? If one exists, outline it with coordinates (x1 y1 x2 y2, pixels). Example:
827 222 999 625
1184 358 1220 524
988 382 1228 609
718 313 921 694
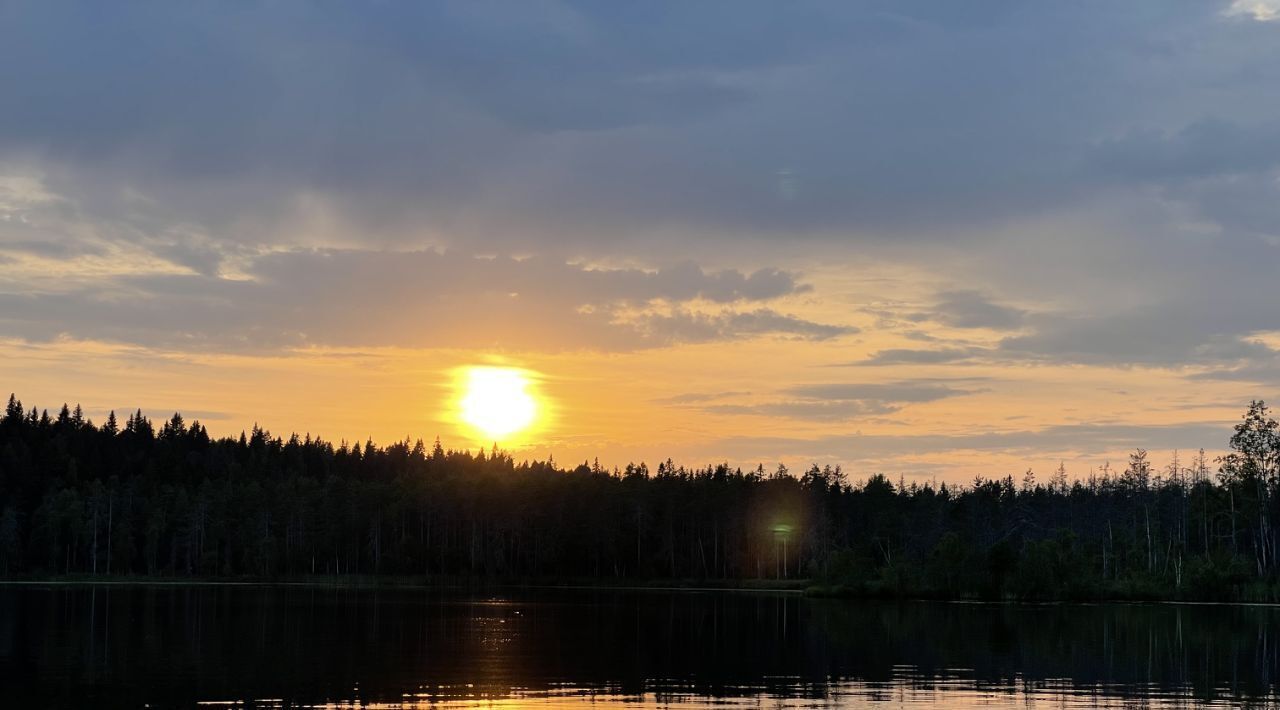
2 393 1280 601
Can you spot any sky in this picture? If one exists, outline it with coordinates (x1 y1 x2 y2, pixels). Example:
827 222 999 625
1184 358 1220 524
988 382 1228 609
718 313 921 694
3 1 1280 481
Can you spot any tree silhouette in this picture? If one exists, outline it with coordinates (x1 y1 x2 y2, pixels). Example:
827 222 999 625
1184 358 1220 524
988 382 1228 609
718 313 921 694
2 393 1280 600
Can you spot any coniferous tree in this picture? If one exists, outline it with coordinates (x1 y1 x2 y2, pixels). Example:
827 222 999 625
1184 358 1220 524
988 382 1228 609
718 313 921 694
0 392 1277 601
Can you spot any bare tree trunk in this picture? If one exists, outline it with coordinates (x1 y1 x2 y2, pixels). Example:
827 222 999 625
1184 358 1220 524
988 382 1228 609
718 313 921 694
1108 521 1115 580
1152 509 1162 575
1231 488 1238 554
1101 518 1110 579
1203 487 1210 559
635 507 642 576
91 502 99 575
105 497 113 575
669 520 676 577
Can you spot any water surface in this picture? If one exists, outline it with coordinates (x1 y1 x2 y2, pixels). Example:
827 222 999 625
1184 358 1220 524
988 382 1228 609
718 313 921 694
0 584 1276 708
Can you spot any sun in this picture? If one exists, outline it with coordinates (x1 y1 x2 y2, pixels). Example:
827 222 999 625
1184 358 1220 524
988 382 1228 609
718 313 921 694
457 366 539 440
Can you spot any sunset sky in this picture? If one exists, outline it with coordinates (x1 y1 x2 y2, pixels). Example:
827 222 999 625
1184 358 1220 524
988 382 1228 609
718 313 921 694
4 1 1280 480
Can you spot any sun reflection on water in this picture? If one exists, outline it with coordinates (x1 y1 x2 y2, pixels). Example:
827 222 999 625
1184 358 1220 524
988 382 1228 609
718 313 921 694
239 669 1269 709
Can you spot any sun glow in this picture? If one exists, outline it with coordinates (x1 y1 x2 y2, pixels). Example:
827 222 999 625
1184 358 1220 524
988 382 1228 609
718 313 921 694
457 366 540 440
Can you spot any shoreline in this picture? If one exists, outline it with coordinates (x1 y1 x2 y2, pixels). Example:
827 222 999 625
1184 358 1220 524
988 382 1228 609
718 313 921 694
4 576 1280 606
0 575 808 594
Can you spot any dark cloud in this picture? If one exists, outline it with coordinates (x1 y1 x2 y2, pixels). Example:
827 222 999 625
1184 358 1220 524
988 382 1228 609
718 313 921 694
679 381 971 422
152 240 229 277
1189 346 1280 386
999 305 1278 367
1089 119 1280 183
854 347 984 366
0 239 99 259
632 308 855 345
911 291 1026 330
785 382 966 402
0 0 1268 252
705 400 899 421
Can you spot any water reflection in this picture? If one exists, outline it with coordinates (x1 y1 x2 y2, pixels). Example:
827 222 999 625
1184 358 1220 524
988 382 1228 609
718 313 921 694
0 584 1275 708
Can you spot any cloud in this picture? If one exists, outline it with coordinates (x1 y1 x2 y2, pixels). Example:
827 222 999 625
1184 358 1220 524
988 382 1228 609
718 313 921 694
652 391 753 405
854 347 984 366
910 291 1027 330
629 308 856 345
679 381 971 422
785 382 967 403
0 0 1267 256
710 421 1233 466
1085 119 1280 242
2 1 1278 288
610 262 807 302
1090 119 1280 182
705 400 899 421
999 304 1279 367
1188 344 1280 385
0 174 58 214
244 250 806 307
0 248 846 352
1224 0 1280 21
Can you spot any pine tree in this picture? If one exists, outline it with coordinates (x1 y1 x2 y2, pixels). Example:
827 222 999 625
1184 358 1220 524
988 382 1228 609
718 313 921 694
4 394 22 424
1052 461 1068 494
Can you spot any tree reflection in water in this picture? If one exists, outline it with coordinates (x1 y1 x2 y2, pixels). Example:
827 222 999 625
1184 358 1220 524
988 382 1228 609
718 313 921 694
0 585 1275 708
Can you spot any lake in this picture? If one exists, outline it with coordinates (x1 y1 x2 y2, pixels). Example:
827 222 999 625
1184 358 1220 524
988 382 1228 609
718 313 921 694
0 584 1276 708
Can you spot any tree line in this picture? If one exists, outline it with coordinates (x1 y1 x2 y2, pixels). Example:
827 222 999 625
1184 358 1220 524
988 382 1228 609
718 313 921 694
3 394 1280 600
